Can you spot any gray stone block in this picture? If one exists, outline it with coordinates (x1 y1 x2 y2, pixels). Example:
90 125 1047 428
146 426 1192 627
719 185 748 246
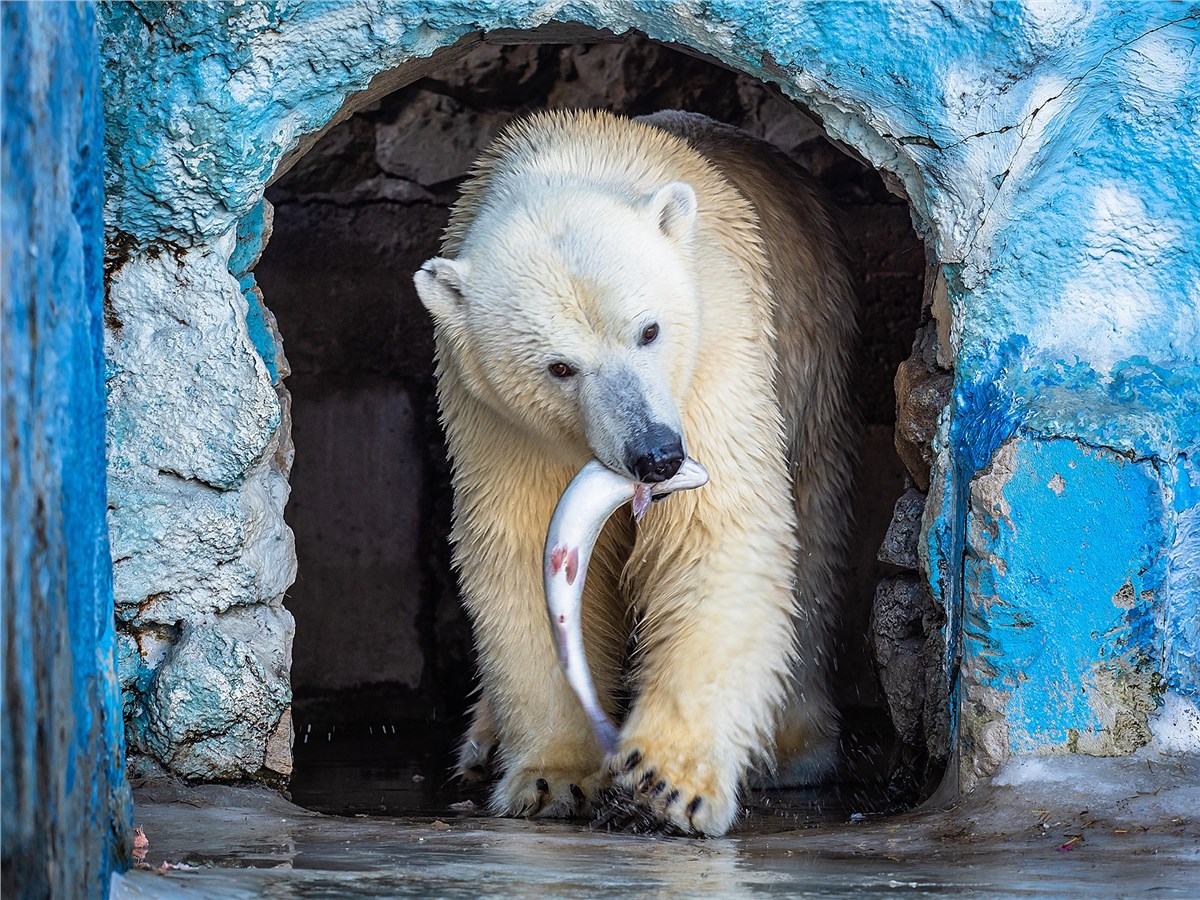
878 488 927 569
138 604 295 780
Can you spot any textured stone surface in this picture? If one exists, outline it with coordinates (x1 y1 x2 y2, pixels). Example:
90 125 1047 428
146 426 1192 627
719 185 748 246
871 573 947 800
878 488 927 570
894 330 953 493
106 226 296 780
97 1 1200 791
2 4 131 894
375 89 510 186
137 605 294 780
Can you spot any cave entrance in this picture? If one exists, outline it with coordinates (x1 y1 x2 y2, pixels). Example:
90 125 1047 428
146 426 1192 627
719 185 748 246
253 25 946 821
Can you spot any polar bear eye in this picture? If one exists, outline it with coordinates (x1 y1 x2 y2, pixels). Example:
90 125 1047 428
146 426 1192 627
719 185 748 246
639 323 660 345
548 361 576 379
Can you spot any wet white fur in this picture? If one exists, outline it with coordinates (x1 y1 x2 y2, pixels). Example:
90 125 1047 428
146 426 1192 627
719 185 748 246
414 110 856 835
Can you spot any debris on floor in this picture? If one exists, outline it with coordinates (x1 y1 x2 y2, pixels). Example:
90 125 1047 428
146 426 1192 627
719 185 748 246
111 745 1199 898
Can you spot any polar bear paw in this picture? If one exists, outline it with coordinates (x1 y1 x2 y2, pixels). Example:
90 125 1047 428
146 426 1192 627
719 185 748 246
491 767 603 820
595 743 740 836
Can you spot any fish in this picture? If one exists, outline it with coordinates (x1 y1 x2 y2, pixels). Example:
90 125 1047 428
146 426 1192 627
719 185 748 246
543 458 710 755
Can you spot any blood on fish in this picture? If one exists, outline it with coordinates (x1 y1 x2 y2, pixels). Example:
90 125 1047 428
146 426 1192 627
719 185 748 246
549 545 567 575
565 547 580 585
558 614 565 623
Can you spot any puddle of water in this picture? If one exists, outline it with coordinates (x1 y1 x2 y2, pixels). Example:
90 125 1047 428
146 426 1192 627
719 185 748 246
286 716 900 828
115 791 1199 900
117 727 1200 898
289 721 467 817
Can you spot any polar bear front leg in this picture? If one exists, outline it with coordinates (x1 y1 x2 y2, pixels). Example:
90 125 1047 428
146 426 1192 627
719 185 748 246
608 504 798 836
466 555 606 817
454 464 628 819
485 655 611 819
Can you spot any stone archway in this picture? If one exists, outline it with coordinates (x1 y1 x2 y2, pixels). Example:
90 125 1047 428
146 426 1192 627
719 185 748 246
99 3 1200 793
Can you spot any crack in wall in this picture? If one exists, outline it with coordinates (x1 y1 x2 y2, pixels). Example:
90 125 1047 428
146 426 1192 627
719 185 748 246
965 12 1200 264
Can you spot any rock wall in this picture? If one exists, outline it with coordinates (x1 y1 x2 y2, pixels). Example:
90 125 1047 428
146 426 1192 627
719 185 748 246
105 214 297 781
2 4 131 894
98 2 1200 788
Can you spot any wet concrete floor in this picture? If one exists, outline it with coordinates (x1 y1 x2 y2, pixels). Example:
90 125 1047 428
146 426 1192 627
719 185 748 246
112 742 1200 898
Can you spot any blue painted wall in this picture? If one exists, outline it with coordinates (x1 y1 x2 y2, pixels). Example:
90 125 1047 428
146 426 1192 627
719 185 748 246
2 3 130 896
963 438 1172 762
95 1 1200 781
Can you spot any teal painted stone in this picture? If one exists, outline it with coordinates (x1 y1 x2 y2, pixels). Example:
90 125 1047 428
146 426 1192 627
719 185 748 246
233 199 283 384
96 1 1200 783
963 437 1169 771
139 606 294 779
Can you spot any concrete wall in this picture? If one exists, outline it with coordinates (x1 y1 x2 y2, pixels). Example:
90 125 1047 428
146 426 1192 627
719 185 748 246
98 2 1200 786
2 4 131 895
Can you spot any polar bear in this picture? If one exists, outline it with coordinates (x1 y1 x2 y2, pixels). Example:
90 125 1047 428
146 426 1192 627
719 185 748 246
413 109 856 836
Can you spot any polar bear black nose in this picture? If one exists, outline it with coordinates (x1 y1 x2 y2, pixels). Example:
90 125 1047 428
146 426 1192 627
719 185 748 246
629 429 685 483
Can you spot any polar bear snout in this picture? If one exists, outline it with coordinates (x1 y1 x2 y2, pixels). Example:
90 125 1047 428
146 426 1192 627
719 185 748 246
627 426 685 483
581 365 685 481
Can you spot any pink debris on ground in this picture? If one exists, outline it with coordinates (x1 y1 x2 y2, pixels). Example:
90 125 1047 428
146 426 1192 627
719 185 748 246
132 827 149 864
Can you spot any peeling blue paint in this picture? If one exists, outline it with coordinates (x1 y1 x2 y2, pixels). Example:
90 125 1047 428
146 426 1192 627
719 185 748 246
232 199 279 383
2 2 131 894
1163 454 1200 696
964 437 1169 753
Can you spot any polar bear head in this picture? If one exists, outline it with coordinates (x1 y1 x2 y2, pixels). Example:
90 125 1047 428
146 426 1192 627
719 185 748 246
414 180 700 482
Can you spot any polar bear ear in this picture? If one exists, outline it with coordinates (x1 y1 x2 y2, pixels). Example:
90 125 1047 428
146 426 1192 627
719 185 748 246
414 257 470 329
645 181 697 243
